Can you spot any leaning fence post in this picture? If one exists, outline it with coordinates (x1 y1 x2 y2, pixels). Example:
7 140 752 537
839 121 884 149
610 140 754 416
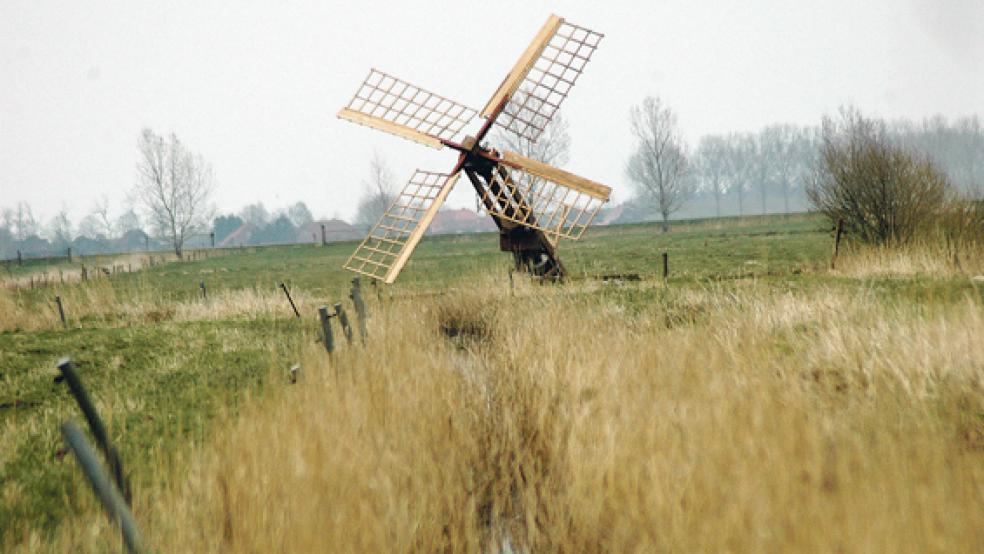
279 282 301 318
318 306 335 354
830 218 844 270
350 277 367 344
57 358 131 505
55 295 67 328
334 302 353 344
61 421 145 554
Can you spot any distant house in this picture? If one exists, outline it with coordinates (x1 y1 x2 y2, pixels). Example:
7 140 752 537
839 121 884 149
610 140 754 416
427 208 497 235
296 219 362 244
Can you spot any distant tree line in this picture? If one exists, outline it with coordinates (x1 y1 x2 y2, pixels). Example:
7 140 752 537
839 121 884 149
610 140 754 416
212 201 316 246
620 97 984 227
0 200 152 260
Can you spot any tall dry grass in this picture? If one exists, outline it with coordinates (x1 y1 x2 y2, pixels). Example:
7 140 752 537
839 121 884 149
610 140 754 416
833 240 984 279
0 278 323 332
25 274 984 552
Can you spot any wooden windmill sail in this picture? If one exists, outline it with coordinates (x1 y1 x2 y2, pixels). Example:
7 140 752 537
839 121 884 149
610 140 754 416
338 14 609 284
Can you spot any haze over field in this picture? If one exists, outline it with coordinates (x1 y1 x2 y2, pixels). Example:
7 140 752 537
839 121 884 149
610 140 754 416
2 0 982 223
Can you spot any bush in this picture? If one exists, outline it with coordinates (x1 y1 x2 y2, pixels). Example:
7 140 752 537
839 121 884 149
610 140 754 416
807 107 950 245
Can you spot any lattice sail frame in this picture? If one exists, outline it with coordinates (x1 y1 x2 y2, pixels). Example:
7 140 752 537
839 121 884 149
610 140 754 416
344 171 459 283
481 164 607 242
338 69 479 149
485 17 604 144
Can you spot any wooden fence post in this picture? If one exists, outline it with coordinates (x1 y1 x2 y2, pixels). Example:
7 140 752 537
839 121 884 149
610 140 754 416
60 421 145 553
321 223 327 246
334 302 353 344
350 277 367 344
318 306 335 354
57 358 131 504
279 282 301 318
17 250 22 266
210 232 215 248
200 281 207 301
67 247 72 263
662 252 669 279
831 218 844 270
55 295 67 328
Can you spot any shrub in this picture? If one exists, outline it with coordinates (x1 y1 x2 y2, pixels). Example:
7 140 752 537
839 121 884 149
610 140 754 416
807 107 950 245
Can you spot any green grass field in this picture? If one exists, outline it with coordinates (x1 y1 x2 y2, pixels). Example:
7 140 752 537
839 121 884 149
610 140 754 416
3 213 984 551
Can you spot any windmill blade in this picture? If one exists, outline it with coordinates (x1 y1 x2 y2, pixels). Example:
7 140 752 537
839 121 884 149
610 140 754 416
482 15 603 144
338 69 478 149
476 151 610 241
344 171 459 284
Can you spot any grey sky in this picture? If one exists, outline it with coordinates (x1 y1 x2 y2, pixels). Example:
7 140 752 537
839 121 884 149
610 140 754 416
2 0 982 224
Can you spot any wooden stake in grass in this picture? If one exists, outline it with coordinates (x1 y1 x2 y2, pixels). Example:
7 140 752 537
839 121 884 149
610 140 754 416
662 252 669 279
831 218 845 270
350 277 367 344
334 302 353 344
200 281 208 301
279 282 301 318
57 358 132 505
55 295 67 328
318 306 335 354
60 421 145 554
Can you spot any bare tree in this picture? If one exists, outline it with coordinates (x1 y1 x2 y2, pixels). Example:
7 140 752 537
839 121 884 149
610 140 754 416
495 110 571 167
626 96 691 232
490 94 572 215
694 135 729 218
354 151 397 229
115 208 142 235
7 202 39 240
724 133 754 217
761 124 802 214
77 214 105 239
239 203 269 226
954 115 984 195
47 209 74 250
134 128 215 259
91 195 115 238
287 201 314 228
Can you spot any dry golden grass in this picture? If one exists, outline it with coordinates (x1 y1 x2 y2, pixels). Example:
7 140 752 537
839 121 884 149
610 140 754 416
0 279 321 332
26 275 984 552
834 241 984 279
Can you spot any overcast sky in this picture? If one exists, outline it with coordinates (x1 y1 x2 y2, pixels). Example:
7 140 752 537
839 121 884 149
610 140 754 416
2 0 982 225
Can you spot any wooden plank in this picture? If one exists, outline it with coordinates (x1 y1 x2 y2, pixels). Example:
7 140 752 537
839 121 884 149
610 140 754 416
384 174 459 284
480 14 563 118
337 108 444 149
502 150 611 200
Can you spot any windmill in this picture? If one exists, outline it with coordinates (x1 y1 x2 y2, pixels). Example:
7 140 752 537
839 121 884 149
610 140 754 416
338 14 610 284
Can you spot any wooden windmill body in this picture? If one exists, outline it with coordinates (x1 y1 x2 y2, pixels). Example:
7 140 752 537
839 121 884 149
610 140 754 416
338 14 610 284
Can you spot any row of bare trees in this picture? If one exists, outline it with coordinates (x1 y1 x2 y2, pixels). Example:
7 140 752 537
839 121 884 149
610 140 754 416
625 96 984 230
625 96 821 230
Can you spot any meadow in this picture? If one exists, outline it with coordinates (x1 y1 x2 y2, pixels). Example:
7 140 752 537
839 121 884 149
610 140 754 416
3 213 984 552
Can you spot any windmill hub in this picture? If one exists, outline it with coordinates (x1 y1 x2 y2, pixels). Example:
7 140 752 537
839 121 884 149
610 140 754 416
337 14 610 284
